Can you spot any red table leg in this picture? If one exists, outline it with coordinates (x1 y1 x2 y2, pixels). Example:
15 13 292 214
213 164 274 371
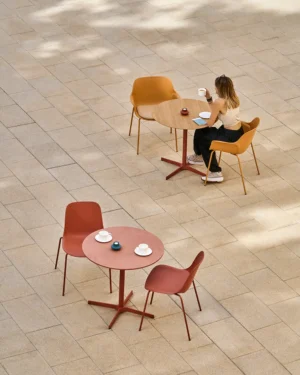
161 129 206 179
88 270 154 329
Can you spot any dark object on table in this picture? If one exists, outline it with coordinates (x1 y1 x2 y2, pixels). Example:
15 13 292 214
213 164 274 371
111 241 122 251
181 108 189 116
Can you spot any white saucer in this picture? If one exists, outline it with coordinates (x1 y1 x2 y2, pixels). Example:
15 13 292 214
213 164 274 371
199 111 211 119
95 234 112 243
134 247 152 257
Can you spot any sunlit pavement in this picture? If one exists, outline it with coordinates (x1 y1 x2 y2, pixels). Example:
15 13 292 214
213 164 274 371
1 0 300 374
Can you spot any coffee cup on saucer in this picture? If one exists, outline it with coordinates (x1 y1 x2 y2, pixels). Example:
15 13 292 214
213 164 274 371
135 243 152 256
198 88 206 97
138 243 149 254
98 230 111 241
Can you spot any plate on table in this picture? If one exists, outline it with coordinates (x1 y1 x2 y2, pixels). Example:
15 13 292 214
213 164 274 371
199 112 211 119
134 247 153 257
95 234 112 243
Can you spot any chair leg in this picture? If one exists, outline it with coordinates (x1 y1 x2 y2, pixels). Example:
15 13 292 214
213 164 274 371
251 143 260 175
109 268 112 293
137 118 141 155
218 151 222 165
150 292 154 305
193 281 201 311
62 253 68 296
55 237 62 269
129 108 134 136
139 290 151 332
237 155 247 195
175 293 191 341
174 128 178 152
204 151 214 186
170 128 172 134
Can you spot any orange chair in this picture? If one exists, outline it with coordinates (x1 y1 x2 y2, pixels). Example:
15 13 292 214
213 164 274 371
55 202 112 296
139 251 204 341
205 118 260 195
129 76 179 154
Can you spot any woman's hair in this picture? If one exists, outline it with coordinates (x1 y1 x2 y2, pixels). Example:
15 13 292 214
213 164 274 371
215 75 240 109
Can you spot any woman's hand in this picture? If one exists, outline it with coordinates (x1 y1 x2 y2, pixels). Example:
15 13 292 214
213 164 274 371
205 88 211 99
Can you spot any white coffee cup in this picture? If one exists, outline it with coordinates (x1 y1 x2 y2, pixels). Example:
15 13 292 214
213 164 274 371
99 230 110 240
198 88 206 97
138 243 149 253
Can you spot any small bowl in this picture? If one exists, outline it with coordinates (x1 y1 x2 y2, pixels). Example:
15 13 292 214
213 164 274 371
180 108 189 116
111 241 121 251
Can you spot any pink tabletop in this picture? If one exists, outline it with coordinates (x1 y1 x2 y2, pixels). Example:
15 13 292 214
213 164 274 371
82 226 164 271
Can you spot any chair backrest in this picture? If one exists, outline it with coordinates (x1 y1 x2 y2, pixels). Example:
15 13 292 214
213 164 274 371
131 76 179 106
235 117 260 154
242 117 260 133
179 251 205 293
63 202 103 236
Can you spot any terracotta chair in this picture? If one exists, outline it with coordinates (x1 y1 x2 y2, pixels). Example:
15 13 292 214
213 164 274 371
205 117 260 195
139 251 204 341
55 202 112 296
129 76 179 154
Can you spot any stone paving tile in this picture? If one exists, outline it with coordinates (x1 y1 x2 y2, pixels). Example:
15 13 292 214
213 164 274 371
3 294 59 333
201 317 262 358
79 332 138 373
67 111 110 135
28 326 86 366
130 337 191 375
0 319 34 360
233 350 290 375
6 199 56 230
2 2 300 374
49 164 95 190
182 344 243 375
1 351 55 375
253 323 300 364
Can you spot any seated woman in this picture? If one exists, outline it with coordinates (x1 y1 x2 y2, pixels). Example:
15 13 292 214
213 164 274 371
188 75 242 183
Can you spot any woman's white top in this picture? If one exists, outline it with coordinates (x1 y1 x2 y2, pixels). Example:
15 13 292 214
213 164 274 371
218 106 240 127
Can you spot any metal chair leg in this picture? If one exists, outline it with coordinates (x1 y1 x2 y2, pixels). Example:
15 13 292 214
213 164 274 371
109 268 112 293
204 151 214 186
237 155 247 195
176 293 191 341
150 292 154 305
129 108 134 136
251 143 260 175
62 253 68 296
193 281 201 311
139 290 151 331
55 237 62 269
174 129 178 152
218 151 222 165
137 118 141 155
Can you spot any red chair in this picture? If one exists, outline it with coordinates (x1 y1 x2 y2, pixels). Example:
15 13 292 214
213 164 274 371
139 251 204 341
55 202 112 296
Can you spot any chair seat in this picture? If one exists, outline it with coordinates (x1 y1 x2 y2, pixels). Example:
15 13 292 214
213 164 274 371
145 265 190 294
62 233 89 257
136 105 156 120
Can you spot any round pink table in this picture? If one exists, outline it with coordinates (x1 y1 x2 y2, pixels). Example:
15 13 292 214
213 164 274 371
83 226 164 328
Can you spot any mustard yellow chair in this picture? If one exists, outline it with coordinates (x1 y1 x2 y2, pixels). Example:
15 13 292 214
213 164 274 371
129 76 179 155
205 118 260 195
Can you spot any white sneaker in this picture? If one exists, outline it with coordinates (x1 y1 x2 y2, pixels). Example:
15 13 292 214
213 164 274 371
187 154 204 165
201 171 224 183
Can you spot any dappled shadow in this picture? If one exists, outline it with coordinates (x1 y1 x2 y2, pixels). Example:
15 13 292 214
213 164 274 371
15 0 300 80
2 0 300 250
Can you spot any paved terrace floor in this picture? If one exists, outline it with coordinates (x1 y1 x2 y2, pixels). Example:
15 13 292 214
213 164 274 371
1 0 300 374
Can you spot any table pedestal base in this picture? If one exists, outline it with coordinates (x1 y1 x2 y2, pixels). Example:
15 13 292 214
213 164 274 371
88 271 154 329
161 129 206 180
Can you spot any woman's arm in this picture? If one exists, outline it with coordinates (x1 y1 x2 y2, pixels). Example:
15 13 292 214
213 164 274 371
205 100 223 127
